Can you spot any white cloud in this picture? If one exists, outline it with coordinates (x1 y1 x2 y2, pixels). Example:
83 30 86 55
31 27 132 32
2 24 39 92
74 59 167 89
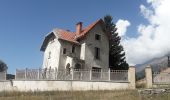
116 19 131 36
122 0 170 65
140 5 153 19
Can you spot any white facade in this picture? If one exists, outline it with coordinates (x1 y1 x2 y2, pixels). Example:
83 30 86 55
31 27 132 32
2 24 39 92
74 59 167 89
41 19 109 71
42 37 61 69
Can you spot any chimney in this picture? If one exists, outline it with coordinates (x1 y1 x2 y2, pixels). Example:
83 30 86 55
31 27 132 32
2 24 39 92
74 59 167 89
76 22 82 35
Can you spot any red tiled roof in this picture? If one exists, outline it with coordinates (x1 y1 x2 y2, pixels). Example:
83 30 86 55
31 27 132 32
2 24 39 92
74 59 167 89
56 29 78 44
57 19 104 43
41 19 105 51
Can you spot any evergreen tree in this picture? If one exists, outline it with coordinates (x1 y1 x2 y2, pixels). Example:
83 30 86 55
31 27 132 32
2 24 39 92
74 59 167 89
103 15 129 70
0 60 8 72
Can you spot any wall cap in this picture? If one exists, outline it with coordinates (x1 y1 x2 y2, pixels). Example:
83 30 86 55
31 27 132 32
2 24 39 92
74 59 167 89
145 66 151 68
129 66 135 68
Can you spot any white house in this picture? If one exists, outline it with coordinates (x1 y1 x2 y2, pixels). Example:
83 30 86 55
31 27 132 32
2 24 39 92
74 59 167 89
40 19 110 71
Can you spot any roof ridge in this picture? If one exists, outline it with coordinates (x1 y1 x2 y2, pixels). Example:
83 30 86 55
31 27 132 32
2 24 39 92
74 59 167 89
53 28 75 34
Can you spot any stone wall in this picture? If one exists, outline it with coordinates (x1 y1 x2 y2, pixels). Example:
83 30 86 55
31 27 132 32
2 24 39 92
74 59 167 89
145 66 170 88
145 66 153 88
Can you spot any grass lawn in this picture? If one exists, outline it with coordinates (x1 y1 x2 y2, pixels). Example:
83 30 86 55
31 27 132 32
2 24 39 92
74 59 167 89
0 90 170 100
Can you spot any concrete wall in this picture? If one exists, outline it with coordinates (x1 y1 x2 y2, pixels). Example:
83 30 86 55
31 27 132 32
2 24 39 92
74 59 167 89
145 66 153 88
0 81 13 91
128 67 136 89
0 67 136 92
0 80 130 92
83 24 109 69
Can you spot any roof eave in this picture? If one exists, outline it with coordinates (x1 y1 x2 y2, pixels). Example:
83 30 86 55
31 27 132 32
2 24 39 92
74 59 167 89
58 38 80 45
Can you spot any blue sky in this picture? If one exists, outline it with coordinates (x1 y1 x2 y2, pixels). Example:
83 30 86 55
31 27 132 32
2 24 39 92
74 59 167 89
0 0 148 74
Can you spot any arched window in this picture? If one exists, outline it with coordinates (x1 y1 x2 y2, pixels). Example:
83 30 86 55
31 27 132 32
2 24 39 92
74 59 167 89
66 63 71 75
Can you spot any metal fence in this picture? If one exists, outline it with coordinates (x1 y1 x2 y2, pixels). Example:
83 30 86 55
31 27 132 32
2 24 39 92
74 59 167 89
0 72 6 80
153 72 170 84
15 68 128 82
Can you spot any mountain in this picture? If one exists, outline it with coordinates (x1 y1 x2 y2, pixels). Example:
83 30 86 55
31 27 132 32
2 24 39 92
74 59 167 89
136 54 170 80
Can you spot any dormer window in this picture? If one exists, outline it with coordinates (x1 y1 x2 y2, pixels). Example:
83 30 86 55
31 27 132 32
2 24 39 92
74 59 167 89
63 48 66 54
95 34 101 40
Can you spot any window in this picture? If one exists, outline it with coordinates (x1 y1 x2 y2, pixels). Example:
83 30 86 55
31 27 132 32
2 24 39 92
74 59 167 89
95 34 101 40
50 37 55 43
63 48 66 54
48 52 51 59
72 45 75 53
92 67 101 71
92 67 101 79
74 63 81 69
95 47 100 59
66 63 71 75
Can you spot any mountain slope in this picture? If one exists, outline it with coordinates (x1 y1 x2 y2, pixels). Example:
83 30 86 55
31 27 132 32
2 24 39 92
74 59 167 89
136 54 170 80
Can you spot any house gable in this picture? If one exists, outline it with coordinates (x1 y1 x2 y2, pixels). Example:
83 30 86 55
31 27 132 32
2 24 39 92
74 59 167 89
40 32 56 51
82 23 109 69
75 19 108 40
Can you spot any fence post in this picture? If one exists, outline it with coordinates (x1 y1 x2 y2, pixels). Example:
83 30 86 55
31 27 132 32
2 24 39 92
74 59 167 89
72 68 74 80
5 70 7 80
80 69 82 80
90 69 92 80
37 68 40 80
108 68 110 81
55 67 57 80
101 69 103 79
15 69 17 80
128 66 136 89
25 68 27 80
145 66 153 88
